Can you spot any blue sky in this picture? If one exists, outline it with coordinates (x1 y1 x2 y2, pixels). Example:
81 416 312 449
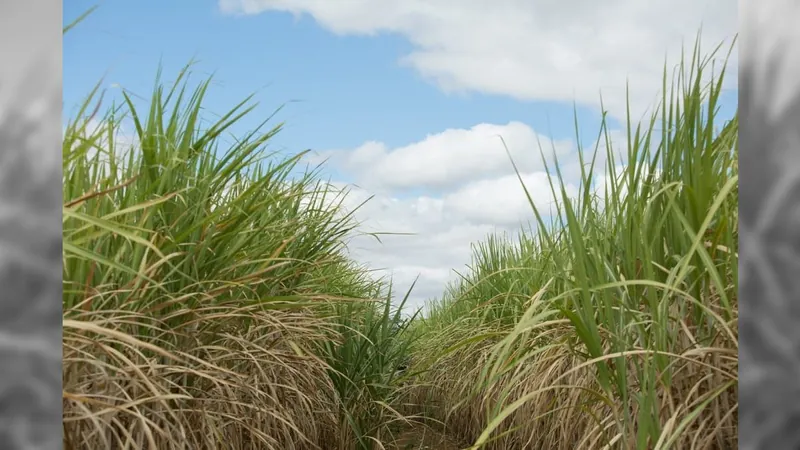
64 1 603 162
63 0 737 312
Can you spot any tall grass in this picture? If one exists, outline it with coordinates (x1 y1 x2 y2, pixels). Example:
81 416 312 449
408 37 738 449
64 13 737 447
62 65 414 449
316 284 422 449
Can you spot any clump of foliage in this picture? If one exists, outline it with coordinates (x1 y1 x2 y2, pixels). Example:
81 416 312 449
408 37 738 450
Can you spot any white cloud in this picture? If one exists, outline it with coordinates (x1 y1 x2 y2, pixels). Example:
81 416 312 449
219 0 737 121
217 0 735 312
316 122 618 313
339 187 504 311
444 172 578 226
321 121 575 191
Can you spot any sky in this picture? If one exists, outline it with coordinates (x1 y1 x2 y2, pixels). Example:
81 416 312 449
63 0 738 314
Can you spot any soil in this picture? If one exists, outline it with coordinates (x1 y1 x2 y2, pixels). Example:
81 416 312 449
385 423 467 450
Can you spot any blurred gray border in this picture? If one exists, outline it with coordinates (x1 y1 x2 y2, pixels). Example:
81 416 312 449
740 1 800 449
2 0 798 448
0 1 64 449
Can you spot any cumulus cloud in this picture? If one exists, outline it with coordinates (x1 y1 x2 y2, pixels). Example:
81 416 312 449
338 184 506 311
444 172 579 226
315 121 623 312
218 0 735 312
324 120 626 197
219 0 737 120
320 122 574 191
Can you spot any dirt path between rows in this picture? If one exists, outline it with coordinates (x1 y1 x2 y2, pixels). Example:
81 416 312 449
386 423 467 450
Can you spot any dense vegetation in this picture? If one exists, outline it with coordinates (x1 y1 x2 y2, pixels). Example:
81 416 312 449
404 40 738 450
62 34 737 450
